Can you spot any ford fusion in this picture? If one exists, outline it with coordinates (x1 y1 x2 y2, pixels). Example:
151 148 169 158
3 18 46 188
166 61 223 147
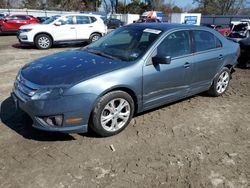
12 23 239 137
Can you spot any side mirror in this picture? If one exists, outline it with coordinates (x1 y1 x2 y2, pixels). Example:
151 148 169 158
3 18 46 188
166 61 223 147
54 21 62 26
152 56 171 64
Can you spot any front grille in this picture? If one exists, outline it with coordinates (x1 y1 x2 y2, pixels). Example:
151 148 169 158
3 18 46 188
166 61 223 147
14 74 38 102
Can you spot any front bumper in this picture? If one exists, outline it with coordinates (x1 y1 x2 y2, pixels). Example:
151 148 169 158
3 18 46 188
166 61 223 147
11 91 96 133
17 32 34 44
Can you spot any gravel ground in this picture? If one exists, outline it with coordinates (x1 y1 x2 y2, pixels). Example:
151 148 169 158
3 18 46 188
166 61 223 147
0 35 249 188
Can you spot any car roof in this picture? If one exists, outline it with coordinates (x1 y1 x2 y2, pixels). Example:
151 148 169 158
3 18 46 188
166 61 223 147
62 13 101 17
9 14 33 17
127 23 198 31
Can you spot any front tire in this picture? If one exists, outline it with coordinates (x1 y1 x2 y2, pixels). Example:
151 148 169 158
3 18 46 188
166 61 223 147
35 34 52 49
208 67 231 97
90 91 134 137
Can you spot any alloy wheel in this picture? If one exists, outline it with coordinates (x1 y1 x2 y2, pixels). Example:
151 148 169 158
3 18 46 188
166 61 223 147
100 98 131 132
216 71 230 94
38 36 50 48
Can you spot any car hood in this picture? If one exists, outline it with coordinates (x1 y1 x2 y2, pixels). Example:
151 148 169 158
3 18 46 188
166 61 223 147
21 50 128 86
19 24 44 29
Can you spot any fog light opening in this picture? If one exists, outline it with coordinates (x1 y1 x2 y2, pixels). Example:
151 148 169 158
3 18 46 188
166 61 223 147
43 115 63 126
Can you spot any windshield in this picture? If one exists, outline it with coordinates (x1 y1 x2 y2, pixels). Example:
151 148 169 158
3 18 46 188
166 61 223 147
42 15 61 24
84 26 162 62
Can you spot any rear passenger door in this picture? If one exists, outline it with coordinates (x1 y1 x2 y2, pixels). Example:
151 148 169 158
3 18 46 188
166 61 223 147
189 30 224 93
3 16 26 30
14 16 30 28
75 16 93 40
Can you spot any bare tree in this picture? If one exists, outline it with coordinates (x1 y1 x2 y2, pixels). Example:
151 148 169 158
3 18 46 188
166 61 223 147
194 0 246 15
102 0 111 13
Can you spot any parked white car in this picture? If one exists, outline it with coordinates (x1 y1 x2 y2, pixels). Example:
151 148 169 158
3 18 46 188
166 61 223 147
229 19 250 38
17 14 107 49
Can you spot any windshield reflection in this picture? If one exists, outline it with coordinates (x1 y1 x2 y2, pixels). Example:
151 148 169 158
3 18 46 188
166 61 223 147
85 26 162 62
42 15 61 24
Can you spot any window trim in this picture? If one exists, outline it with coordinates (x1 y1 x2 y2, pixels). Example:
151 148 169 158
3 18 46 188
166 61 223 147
144 29 193 66
190 29 223 54
157 30 193 59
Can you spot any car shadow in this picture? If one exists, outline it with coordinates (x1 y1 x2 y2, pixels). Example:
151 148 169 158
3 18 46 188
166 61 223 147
0 33 16 36
12 42 88 50
0 97 75 141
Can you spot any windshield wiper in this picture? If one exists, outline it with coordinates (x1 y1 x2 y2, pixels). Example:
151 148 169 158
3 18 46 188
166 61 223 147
86 48 120 61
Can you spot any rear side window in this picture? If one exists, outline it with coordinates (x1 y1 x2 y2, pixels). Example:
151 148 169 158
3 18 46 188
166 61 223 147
90 17 97 23
193 30 222 52
157 30 191 58
76 16 90 24
16 16 29 20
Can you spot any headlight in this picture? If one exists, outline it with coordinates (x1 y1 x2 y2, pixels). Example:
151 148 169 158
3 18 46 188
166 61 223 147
19 29 32 33
31 89 53 100
31 88 64 100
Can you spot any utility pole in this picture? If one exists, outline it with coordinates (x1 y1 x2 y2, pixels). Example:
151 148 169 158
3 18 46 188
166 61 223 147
42 0 47 17
124 0 126 14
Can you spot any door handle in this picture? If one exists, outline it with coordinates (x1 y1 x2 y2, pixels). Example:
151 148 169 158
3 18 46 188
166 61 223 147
70 27 75 29
218 54 224 60
88 26 93 28
183 62 190 68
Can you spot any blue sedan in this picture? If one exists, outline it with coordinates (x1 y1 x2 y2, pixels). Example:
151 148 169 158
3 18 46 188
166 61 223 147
12 23 240 136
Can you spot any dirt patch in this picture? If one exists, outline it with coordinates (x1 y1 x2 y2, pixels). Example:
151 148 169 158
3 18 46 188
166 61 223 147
0 36 249 188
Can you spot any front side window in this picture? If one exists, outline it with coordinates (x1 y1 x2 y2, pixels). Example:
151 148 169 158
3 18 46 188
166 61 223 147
76 16 90 24
193 30 222 52
85 26 162 61
157 30 191 58
90 17 97 23
58 16 74 25
6 16 18 20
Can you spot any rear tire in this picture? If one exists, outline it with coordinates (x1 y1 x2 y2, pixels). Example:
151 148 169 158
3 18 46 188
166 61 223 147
90 91 134 137
35 34 52 49
207 67 231 97
89 33 101 43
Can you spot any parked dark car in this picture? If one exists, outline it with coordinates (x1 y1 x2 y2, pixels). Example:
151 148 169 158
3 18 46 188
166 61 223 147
36 16 50 23
228 20 250 38
238 37 250 68
12 23 239 137
0 14 39 34
106 18 124 29
0 13 8 19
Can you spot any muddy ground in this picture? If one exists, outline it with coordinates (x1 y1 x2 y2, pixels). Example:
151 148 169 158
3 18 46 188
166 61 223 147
0 35 249 188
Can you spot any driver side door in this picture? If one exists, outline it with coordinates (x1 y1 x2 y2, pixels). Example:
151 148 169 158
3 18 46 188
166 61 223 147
143 30 193 110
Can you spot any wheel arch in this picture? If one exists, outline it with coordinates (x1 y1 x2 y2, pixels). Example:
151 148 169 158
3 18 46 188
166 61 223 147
224 64 235 77
89 86 139 123
101 87 138 115
90 32 103 38
34 32 54 43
